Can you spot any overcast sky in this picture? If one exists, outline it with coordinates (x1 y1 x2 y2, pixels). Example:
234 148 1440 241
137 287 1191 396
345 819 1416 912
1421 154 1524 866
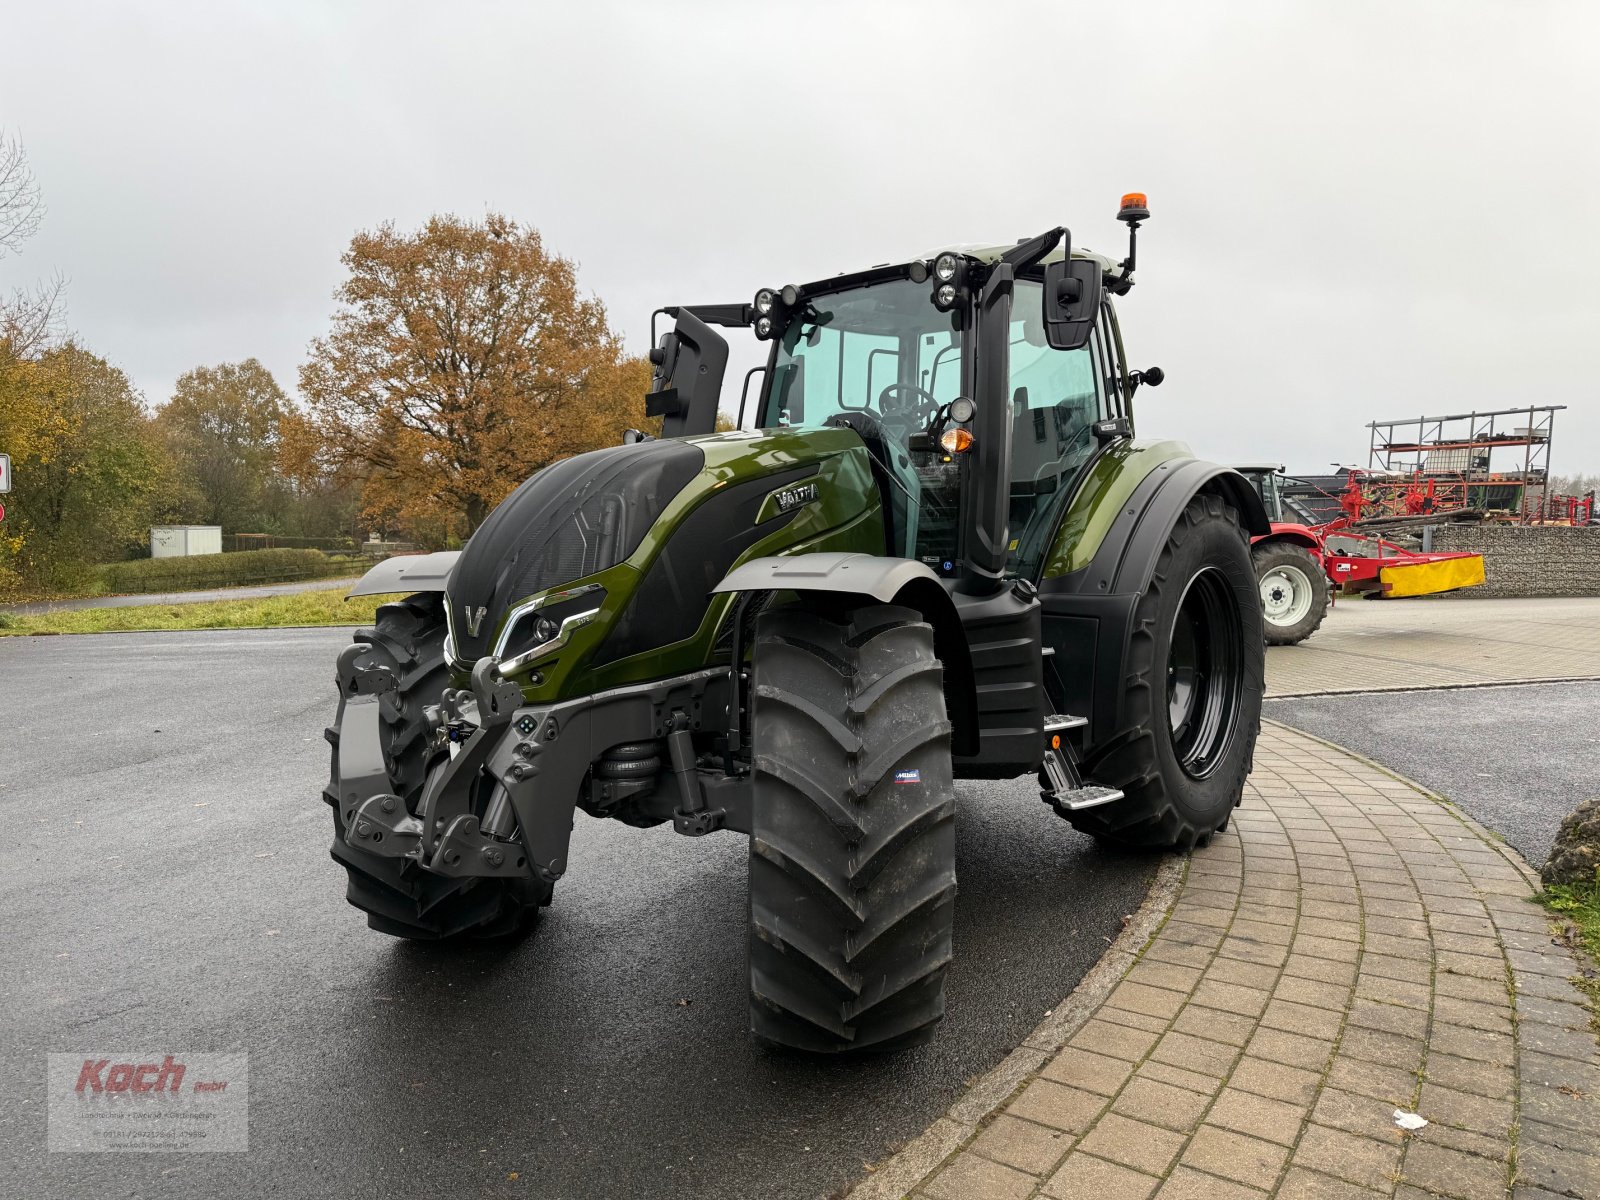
3 1 1596 477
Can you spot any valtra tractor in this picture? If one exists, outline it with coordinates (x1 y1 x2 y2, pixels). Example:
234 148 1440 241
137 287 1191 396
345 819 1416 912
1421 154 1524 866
323 197 1269 1052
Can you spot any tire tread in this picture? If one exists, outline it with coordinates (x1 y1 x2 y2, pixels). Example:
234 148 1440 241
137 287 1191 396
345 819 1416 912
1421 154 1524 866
747 602 956 1053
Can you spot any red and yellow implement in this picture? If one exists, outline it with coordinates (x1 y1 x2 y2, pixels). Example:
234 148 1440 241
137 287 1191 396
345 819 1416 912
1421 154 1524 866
1321 531 1486 598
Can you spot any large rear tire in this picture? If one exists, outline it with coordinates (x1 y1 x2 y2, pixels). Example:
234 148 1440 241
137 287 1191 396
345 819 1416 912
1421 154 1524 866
746 602 957 1053
1253 541 1330 645
323 592 550 940
1070 495 1264 848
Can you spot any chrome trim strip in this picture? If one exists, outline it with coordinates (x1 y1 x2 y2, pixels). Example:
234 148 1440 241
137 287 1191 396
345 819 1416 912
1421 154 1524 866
492 582 605 660
497 608 602 676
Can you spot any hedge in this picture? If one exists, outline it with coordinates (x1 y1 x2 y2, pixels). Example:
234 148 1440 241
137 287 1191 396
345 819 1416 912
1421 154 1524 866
99 548 354 595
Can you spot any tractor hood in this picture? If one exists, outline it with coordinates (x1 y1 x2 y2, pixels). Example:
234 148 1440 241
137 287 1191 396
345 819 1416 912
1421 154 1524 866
444 427 876 668
445 439 705 663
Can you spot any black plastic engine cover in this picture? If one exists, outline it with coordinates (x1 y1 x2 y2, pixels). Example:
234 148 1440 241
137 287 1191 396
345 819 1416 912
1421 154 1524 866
447 440 705 662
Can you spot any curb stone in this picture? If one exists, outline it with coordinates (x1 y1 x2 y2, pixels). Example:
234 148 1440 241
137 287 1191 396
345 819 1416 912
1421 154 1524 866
846 856 1188 1200
1267 674 1600 701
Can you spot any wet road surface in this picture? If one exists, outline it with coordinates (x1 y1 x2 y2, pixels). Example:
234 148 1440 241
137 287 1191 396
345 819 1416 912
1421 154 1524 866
0 628 1153 1200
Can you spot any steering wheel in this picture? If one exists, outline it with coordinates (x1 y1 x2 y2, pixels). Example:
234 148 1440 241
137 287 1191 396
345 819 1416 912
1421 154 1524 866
874 383 942 440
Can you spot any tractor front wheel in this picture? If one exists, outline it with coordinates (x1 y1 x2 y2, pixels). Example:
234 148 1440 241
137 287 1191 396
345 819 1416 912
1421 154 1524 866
746 601 957 1053
1253 542 1330 645
1073 495 1264 849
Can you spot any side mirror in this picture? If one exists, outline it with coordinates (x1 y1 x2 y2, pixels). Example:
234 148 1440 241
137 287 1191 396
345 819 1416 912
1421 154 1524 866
1041 258 1102 351
646 309 728 438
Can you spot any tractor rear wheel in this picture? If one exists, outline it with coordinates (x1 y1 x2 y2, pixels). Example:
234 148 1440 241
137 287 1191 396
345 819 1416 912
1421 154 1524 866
324 592 551 940
1072 495 1264 848
746 601 957 1053
1253 542 1330 645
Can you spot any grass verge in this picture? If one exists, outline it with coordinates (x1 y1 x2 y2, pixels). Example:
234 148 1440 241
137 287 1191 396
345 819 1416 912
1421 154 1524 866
0 589 397 636
1538 882 1600 1033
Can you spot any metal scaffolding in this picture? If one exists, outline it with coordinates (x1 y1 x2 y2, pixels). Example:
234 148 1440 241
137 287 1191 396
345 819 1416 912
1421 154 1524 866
1366 405 1566 524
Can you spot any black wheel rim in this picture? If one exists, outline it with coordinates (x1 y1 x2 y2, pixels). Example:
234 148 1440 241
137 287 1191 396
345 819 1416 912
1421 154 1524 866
1166 566 1244 779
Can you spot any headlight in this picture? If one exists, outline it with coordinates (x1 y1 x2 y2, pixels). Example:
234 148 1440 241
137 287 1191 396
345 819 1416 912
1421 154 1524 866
935 283 957 308
754 288 775 316
755 315 773 339
933 253 960 282
496 584 606 675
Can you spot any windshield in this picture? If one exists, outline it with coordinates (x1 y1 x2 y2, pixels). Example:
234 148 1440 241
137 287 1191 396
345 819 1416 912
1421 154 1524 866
759 275 964 567
762 277 963 441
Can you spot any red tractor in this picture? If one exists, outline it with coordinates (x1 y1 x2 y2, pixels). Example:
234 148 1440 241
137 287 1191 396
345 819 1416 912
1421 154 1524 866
1237 464 1486 646
1236 464 1331 645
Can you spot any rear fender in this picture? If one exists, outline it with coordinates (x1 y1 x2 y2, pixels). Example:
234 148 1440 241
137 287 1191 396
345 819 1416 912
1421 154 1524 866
712 553 979 757
1070 460 1268 597
1040 460 1266 749
1252 525 1323 552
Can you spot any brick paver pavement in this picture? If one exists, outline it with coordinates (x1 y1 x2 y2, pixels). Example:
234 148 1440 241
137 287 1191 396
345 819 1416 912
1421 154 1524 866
1265 596 1600 697
859 724 1599 1200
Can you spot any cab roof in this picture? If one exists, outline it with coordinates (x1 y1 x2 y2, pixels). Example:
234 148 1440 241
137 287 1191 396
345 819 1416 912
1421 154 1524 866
800 238 1121 296
923 241 1119 275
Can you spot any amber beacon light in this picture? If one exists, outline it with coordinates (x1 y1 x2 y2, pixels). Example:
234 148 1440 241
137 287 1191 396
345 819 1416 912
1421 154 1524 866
940 427 974 454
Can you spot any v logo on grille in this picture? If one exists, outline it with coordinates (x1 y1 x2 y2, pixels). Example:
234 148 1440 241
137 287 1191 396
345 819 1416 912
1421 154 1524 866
463 605 488 638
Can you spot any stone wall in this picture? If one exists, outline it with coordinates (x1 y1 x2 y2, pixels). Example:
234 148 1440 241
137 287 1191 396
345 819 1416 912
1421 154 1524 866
1432 524 1600 597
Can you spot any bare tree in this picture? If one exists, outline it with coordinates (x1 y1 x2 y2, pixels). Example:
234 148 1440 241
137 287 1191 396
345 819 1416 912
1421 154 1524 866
0 132 44 258
1 275 65 355
0 132 61 353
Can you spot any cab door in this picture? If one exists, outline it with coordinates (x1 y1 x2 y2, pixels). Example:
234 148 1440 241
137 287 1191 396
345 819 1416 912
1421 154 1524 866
1005 279 1114 580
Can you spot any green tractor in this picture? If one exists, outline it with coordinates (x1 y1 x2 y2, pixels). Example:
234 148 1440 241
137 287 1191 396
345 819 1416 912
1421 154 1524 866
324 196 1267 1052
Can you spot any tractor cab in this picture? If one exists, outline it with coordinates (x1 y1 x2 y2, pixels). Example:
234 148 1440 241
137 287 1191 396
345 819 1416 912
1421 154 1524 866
1237 463 1322 527
649 199 1162 599
750 252 1123 588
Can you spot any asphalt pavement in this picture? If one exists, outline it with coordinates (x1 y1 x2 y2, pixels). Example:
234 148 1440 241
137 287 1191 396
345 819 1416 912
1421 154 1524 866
0 628 1152 1200
0 576 361 616
1266 679 1600 869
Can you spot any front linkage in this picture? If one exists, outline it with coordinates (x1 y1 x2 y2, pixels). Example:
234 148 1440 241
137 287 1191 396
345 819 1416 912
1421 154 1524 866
333 643 748 891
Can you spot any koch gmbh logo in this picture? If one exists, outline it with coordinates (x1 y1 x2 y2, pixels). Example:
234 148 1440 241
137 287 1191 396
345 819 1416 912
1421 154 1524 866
48 1052 248 1152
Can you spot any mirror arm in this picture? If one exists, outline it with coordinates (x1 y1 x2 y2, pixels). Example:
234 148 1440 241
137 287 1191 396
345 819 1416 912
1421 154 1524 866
736 366 768 430
1000 226 1065 273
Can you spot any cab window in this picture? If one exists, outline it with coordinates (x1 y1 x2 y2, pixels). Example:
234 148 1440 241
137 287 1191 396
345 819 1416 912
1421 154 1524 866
1007 279 1105 573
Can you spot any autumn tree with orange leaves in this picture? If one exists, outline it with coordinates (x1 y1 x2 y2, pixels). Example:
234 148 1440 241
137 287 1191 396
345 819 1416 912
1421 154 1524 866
296 213 652 541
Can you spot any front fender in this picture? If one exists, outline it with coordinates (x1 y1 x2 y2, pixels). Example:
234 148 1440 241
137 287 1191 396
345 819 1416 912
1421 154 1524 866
712 553 979 757
346 550 461 598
